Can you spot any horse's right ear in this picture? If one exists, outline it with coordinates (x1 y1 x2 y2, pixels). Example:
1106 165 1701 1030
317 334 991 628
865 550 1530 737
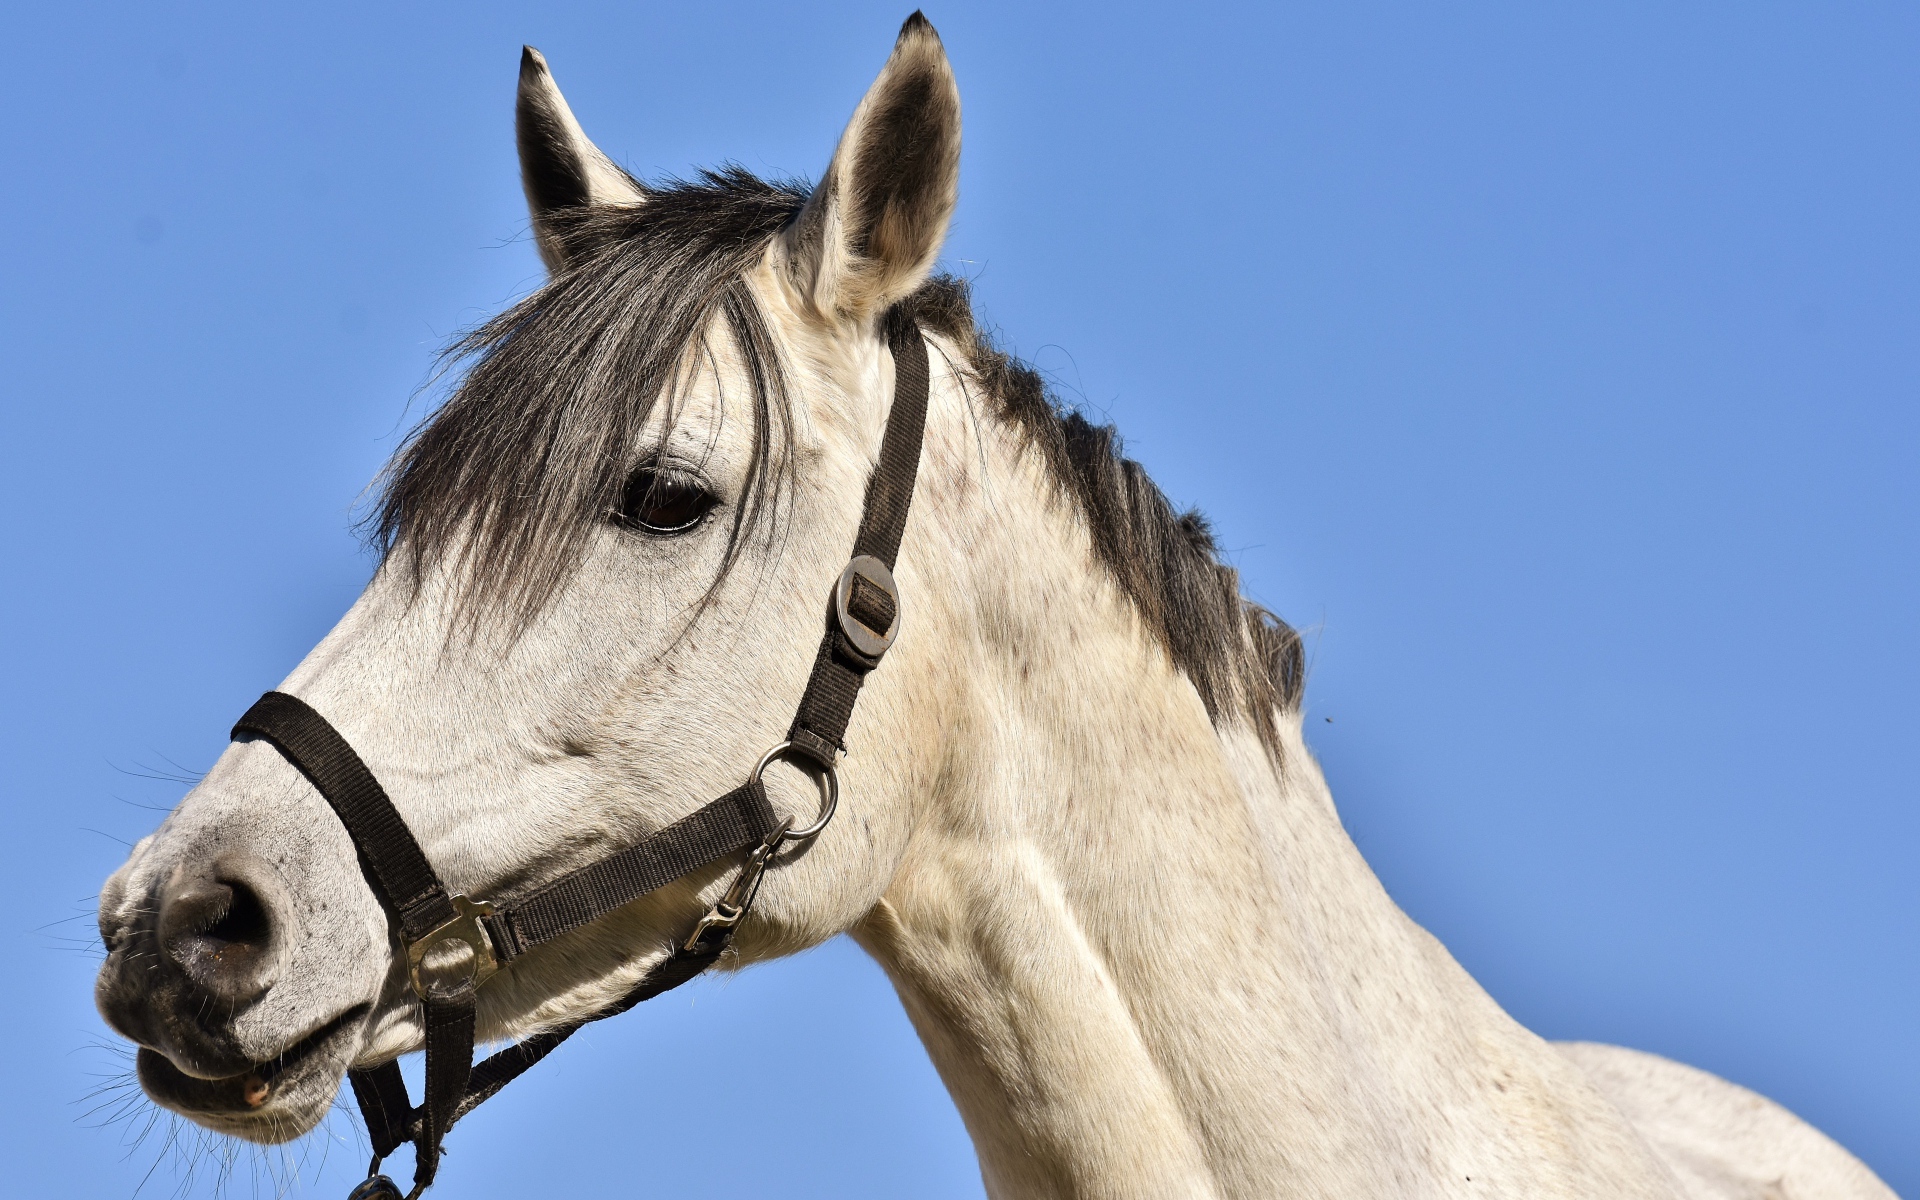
517 46 644 273
781 13 961 324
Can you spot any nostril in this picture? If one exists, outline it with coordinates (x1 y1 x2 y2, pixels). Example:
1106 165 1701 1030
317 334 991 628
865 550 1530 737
207 879 270 946
160 873 280 1003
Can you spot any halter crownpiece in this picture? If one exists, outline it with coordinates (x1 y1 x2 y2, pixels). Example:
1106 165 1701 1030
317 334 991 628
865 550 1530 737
231 312 929 1199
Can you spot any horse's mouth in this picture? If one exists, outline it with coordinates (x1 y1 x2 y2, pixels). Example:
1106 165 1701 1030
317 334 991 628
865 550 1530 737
137 1005 369 1142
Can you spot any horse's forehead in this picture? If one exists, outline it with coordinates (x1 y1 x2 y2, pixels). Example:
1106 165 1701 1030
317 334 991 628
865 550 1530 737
644 359 731 455
630 341 763 469
741 262 890 437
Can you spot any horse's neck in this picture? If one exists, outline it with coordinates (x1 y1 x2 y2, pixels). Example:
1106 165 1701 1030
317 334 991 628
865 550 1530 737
853 369 1681 1199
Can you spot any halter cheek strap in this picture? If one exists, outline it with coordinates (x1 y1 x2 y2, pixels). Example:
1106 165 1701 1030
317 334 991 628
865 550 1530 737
230 312 929 1199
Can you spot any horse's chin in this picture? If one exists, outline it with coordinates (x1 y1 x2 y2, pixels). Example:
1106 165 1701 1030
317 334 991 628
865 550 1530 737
135 1007 365 1144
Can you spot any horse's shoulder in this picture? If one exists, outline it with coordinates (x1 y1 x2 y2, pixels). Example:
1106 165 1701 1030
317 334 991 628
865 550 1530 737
1553 1041 1894 1200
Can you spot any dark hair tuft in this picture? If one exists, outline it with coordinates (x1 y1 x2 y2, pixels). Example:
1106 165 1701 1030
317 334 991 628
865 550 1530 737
902 273 1305 755
370 168 1303 747
367 169 806 632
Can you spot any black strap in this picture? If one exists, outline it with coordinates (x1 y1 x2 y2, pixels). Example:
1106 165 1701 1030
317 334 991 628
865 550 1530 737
348 1061 413 1162
418 999 472 1184
452 931 721 1125
347 925 730 1166
481 779 776 960
854 308 931 567
232 692 456 942
787 310 929 766
233 692 477 1190
234 693 771 1192
231 313 931 1197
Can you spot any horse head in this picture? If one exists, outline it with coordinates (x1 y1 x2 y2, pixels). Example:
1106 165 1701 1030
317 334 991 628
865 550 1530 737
95 15 969 1145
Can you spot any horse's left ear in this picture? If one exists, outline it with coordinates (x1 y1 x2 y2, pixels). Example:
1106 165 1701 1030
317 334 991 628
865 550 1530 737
782 13 961 322
517 46 645 272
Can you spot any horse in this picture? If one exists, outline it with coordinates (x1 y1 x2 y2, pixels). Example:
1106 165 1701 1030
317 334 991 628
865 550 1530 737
93 15 1895 1199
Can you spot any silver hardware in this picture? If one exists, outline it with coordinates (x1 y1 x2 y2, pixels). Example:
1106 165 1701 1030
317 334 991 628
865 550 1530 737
751 740 839 841
405 893 499 1001
346 1172 404 1200
350 1156 408 1200
833 554 901 660
678 740 842 953
682 826 788 953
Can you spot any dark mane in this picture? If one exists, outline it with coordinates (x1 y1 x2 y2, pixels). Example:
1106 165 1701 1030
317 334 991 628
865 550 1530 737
902 277 1305 753
369 168 808 629
371 168 1302 745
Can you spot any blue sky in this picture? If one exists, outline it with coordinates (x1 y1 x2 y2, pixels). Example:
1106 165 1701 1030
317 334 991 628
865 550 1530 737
2 3 1914 1196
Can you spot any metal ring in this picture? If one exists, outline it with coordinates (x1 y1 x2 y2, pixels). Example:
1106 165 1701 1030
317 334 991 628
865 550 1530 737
404 894 499 1001
749 741 839 842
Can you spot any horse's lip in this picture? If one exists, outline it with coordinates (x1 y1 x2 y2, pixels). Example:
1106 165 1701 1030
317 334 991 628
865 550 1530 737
250 1004 369 1084
138 1004 368 1118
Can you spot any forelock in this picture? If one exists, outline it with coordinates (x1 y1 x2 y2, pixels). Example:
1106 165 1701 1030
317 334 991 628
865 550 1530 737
366 169 807 633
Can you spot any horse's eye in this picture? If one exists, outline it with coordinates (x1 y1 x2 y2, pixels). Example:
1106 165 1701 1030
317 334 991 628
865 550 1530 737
615 467 717 535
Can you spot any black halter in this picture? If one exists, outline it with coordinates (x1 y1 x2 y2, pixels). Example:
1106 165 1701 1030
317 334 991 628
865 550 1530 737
229 312 929 1200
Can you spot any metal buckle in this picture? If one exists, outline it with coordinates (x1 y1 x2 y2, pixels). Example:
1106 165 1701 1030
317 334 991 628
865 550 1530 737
347 1166 406 1200
679 741 841 953
405 894 499 1001
682 827 787 953
833 554 900 661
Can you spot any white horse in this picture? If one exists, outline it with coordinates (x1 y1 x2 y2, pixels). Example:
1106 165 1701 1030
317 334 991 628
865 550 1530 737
95 15 1895 1199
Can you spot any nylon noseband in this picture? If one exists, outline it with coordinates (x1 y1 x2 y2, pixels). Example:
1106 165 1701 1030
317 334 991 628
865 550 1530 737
230 312 929 1199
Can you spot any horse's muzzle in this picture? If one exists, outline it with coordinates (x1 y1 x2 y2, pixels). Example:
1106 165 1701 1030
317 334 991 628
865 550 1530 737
96 850 294 1076
95 846 368 1140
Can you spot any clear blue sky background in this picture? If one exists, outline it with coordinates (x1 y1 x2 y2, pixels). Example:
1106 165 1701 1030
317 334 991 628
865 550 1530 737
3 3 1914 1196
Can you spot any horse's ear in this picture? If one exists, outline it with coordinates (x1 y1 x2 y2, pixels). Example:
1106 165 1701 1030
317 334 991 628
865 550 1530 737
782 13 961 322
517 46 644 272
